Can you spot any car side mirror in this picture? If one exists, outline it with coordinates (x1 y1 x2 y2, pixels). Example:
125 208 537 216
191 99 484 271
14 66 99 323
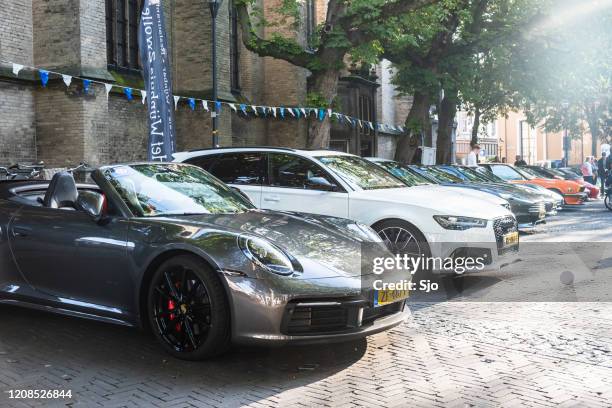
307 176 337 191
76 191 109 224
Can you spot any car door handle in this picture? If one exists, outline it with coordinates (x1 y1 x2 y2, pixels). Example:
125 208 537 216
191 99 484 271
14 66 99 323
12 226 32 238
264 196 280 203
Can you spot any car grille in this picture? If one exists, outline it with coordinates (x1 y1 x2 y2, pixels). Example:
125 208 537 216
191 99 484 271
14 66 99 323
283 300 404 336
493 216 518 251
528 202 546 214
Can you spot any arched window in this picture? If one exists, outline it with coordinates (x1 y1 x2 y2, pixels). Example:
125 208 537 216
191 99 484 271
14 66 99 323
106 0 142 72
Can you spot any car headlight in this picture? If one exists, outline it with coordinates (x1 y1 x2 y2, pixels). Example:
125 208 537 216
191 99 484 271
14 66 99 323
433 215 488 230
239 236 296 276
347 223 383 242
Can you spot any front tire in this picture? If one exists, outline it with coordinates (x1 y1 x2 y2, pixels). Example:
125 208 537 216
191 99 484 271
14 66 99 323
147 255 230 360
605 193 612 211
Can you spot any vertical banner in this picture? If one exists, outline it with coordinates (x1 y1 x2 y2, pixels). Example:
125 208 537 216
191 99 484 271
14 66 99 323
139 0 176 161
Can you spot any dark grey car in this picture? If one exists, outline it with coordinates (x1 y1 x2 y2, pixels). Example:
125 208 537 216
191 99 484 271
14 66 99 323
0 163 409 360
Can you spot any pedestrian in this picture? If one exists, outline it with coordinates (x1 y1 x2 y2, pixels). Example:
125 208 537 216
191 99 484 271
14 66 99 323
591 157 598 181
467 144 481 167
581 158 594 184
514 155 527 166
598 153 607 197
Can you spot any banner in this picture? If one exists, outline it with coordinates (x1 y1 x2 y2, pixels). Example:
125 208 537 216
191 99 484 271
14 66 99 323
139 0 176 161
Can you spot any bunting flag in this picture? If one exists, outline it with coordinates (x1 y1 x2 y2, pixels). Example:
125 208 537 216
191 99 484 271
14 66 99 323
39 70 49 87
318 109 326 121
62 74 72 87
1 60 409 138
104 83 113 98
124 87 133 101
12 63 24 77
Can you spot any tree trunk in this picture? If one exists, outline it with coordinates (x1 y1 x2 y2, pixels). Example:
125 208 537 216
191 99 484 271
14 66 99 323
306 68 341 149
395 92 431 164
436 92 458 164
585 105 601 157
471 107 481 147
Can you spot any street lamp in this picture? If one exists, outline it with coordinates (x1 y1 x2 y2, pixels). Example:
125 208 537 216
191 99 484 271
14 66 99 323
208 0 224 148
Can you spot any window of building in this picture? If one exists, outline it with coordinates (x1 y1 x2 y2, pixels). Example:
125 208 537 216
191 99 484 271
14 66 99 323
306 0 316 49
106 0 142 72
229 1 241 92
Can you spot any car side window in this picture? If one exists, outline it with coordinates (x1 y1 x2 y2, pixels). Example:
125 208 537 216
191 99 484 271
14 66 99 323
185 155 220 172
269 153 339 191
193 153 266 185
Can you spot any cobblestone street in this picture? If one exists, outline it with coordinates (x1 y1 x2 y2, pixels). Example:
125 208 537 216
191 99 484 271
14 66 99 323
1 201 611 407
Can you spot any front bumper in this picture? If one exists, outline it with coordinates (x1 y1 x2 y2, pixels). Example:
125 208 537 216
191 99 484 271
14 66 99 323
222 274 410 346
424 215 519 274
563 192 588 205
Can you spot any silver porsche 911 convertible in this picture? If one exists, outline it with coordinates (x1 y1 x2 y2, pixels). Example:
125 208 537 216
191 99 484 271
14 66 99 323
0 163 410 360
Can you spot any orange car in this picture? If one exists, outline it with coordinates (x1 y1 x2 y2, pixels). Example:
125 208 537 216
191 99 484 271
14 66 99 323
480 163 587 205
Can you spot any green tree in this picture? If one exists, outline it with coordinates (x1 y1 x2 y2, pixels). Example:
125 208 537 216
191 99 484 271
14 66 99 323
235 0 437 148
521 0 611 156
386 0 547 164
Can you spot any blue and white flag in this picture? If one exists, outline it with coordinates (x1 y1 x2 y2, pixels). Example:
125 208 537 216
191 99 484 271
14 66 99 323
139 0 176 161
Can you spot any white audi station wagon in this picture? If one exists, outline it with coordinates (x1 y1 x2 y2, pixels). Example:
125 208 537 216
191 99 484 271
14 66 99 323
174 148 519 273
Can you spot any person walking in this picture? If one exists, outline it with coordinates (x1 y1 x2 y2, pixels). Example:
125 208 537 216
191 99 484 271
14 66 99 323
598 153 607 197
467 144 481 167
581 158 594 184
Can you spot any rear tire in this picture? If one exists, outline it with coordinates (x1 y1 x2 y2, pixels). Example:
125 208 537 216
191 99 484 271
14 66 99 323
147 254 230 360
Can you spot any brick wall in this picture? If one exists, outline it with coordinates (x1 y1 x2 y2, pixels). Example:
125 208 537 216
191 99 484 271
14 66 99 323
0 0 37 165
0 0 341 167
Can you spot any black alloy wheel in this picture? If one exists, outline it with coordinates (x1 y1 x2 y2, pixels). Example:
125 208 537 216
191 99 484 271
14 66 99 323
148 255 230 360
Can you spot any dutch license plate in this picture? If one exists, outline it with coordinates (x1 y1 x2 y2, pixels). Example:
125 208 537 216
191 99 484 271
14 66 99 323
539 209 546 219
503 231 519 247
374 289 409 307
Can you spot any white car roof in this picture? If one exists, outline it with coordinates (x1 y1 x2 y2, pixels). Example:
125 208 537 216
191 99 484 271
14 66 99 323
172 147 354 162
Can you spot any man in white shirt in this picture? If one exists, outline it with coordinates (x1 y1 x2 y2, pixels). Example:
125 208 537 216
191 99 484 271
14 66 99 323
581 158 594 184
466 144 480 167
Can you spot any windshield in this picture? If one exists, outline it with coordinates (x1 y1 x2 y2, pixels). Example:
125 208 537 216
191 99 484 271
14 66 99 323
513 166 537 180
454 167 493 182
437 167 472 182
316 156 406 190
376 161 431 186
102 164 254 217
416 166 463 183
474 166 506 182
490 165 531 181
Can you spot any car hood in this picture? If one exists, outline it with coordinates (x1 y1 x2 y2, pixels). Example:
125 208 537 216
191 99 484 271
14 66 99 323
163 210 387 279
462 182 543 202
352 186 511 219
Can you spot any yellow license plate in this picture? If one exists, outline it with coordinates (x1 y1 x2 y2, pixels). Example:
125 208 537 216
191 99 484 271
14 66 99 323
539 209 546 219
503 231 519 247
374 289 409 307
